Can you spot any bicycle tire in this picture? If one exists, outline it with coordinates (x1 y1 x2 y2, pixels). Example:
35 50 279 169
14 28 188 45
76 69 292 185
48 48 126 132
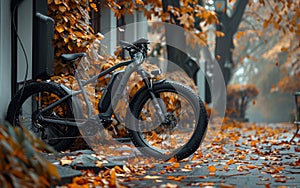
6 81 79 151
126 80 208 161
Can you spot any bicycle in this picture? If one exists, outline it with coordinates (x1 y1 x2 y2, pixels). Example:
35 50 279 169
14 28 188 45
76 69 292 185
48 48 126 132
6 38 208 161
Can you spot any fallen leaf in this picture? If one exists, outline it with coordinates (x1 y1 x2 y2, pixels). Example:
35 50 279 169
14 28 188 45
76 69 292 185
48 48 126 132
59 157 73 166
161 183 178 188
143 175 161 179
173 163 180 168
294 147 300 152
220 183 235 188
114 166 125 173
246 165 257 169
95 161 103 168
167 157 178 162
237 166 244 172
226 158 236 165
275 178 286 183
224 165 229 171
250 156 258 160
110 168 116 186
208 165 217 173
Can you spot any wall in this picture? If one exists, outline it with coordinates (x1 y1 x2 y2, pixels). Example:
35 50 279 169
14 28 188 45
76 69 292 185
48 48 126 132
0 0 12 119
0 0 33 120
17 0 32 83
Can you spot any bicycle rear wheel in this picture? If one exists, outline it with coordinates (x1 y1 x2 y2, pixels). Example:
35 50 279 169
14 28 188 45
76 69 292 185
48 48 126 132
127 81 208 161
6 82 79 151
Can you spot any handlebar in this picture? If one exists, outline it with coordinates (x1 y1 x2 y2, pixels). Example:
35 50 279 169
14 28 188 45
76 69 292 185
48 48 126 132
119 38 149 58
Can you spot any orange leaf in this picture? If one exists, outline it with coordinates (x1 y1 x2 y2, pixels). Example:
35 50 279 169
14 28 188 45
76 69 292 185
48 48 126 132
54 0 61 5
226 158 236 165
275 178 286 183
114 166 125 173
59 5 66 13
250 140 258 147
208 165 217 173
73 177 87 185
237 166 244 172
110 168 116 186
55 24 64 33
281 47 288 52
250 156 258 160
136 0 144 5
216 31 225 37
173 163 180 168
90 3 97 9
246 165 257 169
220 183 235 188
167 157 178 162
224 165 229 171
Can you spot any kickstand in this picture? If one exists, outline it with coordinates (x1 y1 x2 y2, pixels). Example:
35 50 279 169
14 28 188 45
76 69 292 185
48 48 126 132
290 122 300 143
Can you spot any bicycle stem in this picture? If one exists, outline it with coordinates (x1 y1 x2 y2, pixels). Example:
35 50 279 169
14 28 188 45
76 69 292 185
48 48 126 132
137 68 166 123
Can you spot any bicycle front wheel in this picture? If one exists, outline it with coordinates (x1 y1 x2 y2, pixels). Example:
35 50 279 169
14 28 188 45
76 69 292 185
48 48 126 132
127 81 208 161
6 82 79 151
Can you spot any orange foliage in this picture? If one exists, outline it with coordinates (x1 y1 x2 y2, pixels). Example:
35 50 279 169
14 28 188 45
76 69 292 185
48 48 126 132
0 123 59 187
227 84 259 120
101 0 218 47
276 40 300 93
48 0 103 74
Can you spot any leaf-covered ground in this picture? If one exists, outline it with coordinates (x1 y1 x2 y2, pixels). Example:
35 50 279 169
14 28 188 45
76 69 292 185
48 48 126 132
54 121 300 187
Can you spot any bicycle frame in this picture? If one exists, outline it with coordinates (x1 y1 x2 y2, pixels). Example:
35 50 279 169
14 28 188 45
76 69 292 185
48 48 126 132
38 52 166 128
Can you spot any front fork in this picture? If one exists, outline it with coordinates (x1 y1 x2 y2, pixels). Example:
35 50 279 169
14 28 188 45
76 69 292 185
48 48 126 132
137 68 166 123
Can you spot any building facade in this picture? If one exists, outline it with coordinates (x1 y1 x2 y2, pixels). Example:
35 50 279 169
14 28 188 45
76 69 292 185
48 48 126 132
0 0 13 119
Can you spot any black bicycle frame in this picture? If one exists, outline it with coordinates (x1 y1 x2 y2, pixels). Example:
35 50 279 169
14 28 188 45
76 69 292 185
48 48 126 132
38 52 165 127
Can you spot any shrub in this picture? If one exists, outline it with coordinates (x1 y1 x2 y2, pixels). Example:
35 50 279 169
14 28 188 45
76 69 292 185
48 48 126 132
0 121 59 187
226 84 259 120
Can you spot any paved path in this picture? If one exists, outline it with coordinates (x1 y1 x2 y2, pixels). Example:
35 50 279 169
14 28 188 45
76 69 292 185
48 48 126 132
47 123 300 187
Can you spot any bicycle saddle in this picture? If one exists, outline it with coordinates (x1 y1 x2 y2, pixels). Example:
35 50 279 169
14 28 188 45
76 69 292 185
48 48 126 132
61 52 86 63
133 38 149 45
119 38 149 49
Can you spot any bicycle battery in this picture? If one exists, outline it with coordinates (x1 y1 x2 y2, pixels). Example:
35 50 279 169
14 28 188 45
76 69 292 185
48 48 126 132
98 70 124 112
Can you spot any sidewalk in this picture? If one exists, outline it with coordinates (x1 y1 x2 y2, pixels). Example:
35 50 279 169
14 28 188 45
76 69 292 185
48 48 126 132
48 122 300 187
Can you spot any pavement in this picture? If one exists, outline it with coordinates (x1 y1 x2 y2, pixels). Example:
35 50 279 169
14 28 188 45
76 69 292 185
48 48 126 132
44 122 300 187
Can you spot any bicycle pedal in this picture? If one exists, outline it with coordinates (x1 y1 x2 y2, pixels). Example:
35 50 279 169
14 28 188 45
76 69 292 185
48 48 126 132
98 114 113 127
100 118 113 124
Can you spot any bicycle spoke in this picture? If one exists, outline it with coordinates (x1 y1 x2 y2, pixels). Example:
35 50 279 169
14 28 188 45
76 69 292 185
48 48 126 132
136 91 198 155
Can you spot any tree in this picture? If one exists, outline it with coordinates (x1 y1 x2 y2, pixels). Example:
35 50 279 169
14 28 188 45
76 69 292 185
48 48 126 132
226 84 259 120
48 0 299 89
105 0 218 84
214 0 249 85
161 0 188 74
228 0 299 122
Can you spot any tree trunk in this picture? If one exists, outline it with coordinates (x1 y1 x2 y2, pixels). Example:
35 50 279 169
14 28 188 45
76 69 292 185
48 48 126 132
215 0 249 85
162 0 188 73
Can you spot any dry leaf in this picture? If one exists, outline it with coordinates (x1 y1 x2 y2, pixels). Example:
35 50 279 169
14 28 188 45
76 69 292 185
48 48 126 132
208 165 217 173
143 175 161 179
110 168 116 186
173 163 180 168
95 161 103 168
167 157 178 162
